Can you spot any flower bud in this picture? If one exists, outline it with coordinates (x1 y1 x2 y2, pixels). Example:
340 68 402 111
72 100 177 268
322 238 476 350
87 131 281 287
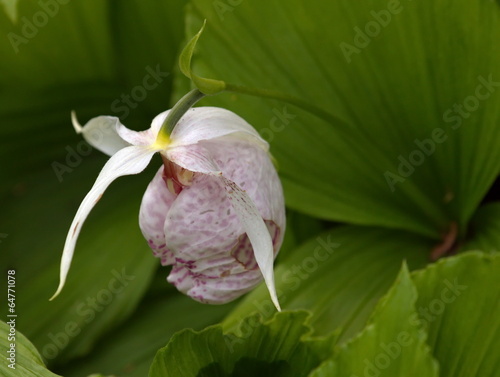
140 135 285 304
53 107 285 310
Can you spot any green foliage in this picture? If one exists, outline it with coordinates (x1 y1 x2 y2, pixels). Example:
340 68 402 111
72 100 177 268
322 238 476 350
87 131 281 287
310 265 438 377
412 252 500 377
149 311 334 377
152 253 499 376
222 226 430 342
0 321 60 377
57 293 236 377
2 0 499 376
184 0 500 238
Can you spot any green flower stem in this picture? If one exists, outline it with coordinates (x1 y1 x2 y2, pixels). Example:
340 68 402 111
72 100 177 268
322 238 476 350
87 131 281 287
159 89 206 137
224 83 343 126
157 84 343 142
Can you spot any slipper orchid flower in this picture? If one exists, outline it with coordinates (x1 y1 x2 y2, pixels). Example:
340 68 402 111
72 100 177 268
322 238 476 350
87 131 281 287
51 106 285 310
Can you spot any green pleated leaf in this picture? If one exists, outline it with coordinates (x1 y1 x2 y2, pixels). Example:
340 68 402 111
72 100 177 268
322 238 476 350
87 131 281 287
2 159 159 365
149 311 334 377
1 0 186 193
183 0 500 239
109 0 186 112
0 0 114 88
223 226 430 344
309 265 438 377
1 0 190 368
0 84 123 196
53 210 327 375
0 320 60 377
58 291 236 377
412 252 500 377
276 210 330 264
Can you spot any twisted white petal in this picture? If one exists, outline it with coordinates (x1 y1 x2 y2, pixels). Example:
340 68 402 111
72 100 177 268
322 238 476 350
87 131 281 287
57 107 282 310
71 112 130 156
222 177 281 311
50 145 157 300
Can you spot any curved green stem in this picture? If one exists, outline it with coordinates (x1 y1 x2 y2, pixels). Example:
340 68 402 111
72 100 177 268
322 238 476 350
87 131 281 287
157 84 342 145
224 83 342 126
178 21 340 126
158 89 206 139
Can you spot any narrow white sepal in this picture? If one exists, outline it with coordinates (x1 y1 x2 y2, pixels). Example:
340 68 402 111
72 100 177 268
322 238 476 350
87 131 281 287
50 145 157 300
71 111 130 157
222 177 281 311
71 111 83 133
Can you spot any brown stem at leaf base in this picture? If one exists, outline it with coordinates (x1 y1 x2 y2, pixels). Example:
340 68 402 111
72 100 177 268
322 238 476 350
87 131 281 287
430 222 459 261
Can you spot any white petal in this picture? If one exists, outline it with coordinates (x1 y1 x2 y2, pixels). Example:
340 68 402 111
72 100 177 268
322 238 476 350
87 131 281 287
166 143 281 310
116 126 157 147
167 107 269 150
222 177 281 311
166 144 221 174
72 112 131 156
50 145 157 300
72 112 157 156
150 109 171 135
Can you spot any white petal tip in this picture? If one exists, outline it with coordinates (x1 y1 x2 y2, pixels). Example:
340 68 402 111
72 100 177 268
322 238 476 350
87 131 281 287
274 301 282 312
49 285 63 301
269 289 281 312
71 110 83 134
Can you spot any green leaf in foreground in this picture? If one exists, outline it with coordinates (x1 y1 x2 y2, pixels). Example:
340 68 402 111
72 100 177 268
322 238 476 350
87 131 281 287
223 226 430 343
309 264 438 377
3 158 159 366
58 293 236 377
149 311 334 377
412 252 500 377
0 320 60 377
